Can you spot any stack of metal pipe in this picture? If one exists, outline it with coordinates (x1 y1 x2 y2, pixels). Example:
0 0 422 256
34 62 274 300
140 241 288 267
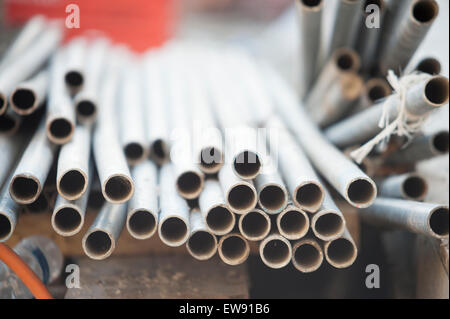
0 6 448 276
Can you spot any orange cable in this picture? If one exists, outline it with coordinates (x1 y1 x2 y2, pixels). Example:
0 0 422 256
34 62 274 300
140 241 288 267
0 243 53 299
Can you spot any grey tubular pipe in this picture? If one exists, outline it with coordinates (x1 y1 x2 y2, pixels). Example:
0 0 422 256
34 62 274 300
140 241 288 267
143 52 171 165
325 75 449 148
326 0 363 60
126 161 159 240
267 116 324 213
63 38 87 95
56 125 91 201
93 52 134 204
306 48 362 127
0 15 47 71
259 233 292 269
82 203 127 260
218 162 257 214
9 120 56 204
46 50 76 145
187 208 218 261
377 173 428 201
353 78 392 113
276 204 310 240
238 208 271 241
218 233 250 266
292 238 324 273
324 228 358 268
158 164 190 247
311 187 346 242
199 179 235 236
0 176 21 242
52 167 92 236
119 61 148 166
359 198 449 239
0 23 62 115
74 39 109 124
9 69 48 116
414 57 441 75
296 0 323 98
0 110 22 136
385 130 449 165
255 170 288 215
379 0 439 73
262 63 377 209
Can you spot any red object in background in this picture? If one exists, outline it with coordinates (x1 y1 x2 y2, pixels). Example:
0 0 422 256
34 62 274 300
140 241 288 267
3 0 176 52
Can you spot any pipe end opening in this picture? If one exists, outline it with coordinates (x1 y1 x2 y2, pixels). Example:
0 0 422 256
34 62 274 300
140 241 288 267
429 207 449 238
59 170 87 199
160 217 188 245
259 185 287 213
347 179 376 207
10 176 40 204
295 183 324 212
413 0 439 24
104 175 133 203
425 77 449 105
53 207 82 235
84 231 113 259
206 206 234 234
128 210 157 239
187 231 217 260
233 151 261 179
228 184 256 213
11 89 36 113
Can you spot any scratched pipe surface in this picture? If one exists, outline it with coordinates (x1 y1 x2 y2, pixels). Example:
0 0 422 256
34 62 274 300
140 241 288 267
325 75 449 148
199 179 235 236
262 64 376 208
297 0 323 98
74 39 109 124
63 37 87 95
57 125 91 201
379 0 439 73
0 22 62 115
267 117 324 212
9 119 56 204
306 48 363 127
158 163 190 247
276 204 309 240
238 208 271 241
377 173 428 201
259 233 293 269
82 203 127 260
126 161 159 240
46 50 76 145
143 51 171 165
292 237 324 273
218 233 250 266
187 208 218 261
218 162 257 214
359 198 449 239
9 69 48 116
118 58 148 166
385 130 449 165
324 228 358 269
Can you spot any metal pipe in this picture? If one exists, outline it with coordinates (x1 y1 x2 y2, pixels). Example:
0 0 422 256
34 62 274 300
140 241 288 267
276 204 310 240
292 238 324 273
187 208 218 261
414 57 442 75
218 162 257 214
377 173 428 201
126 161 159 240
267 116 325 213
296 0 323 98
218 233 250 266
9 69 48 116
118 59 149 166
306 48 363 127
56 125 91 201
359 198 449 239
0 22 62 115
325 75 449 148
93 52 134 204
352 78 392 113
262 63 377 208
255 171 288 215
158 164 190 247
259 233 292 269
46 50 76 145
324 228 358 268
379 0 439 73
0 179 21 242
82 203 127 260
385 130 449 165
0 111 22 136
74 39 109 124
9 120 56 204
325 0 363 60
52 168 92 236
311 188 346 241
63 37 87 95
199 179 235 235
143 52 171 165
238 208 271 241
